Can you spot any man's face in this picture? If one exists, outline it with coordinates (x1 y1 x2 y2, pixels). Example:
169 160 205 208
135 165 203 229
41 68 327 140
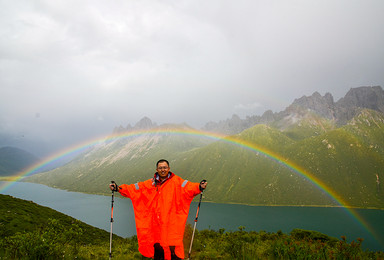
157 161 170 180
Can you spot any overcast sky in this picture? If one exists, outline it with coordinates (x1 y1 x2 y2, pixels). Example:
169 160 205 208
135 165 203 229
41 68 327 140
1 0 384 156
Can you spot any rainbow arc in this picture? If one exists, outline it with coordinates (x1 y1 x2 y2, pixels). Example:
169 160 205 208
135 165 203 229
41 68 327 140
0 128 380 243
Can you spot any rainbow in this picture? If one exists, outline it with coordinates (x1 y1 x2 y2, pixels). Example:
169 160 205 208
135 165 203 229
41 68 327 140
0 127 380 243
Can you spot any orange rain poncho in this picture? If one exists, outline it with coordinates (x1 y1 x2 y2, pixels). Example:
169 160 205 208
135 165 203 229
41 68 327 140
119 172 201 259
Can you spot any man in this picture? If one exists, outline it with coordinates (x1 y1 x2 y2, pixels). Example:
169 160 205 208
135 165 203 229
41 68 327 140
109 159 207 259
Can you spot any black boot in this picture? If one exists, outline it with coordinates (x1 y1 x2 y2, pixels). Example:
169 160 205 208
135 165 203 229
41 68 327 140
154 243 164 260
169 246 181 260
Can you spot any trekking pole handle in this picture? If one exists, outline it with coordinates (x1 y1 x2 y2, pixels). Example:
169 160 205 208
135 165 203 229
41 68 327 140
196 180 206 221
110 181 115 222
199 179 207 191
111 181 119 192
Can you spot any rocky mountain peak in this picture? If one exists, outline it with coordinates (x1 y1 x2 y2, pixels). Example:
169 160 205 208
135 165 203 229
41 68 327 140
337 86 384 112
134 116 156 129
113 116 157 133
334 86 384 125
290 91 335 120
202 114 248 135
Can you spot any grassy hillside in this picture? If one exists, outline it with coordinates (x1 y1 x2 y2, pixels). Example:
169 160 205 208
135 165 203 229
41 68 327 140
25 110 384 208
174 111 384 208
272 110 336 140
0 194 138 259
284 109 384 208
0 194 110 242
173 124 341 206
1 195 382 259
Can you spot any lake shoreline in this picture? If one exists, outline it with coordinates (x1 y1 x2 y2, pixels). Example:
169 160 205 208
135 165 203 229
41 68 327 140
11 179 384 211
2 180 384 251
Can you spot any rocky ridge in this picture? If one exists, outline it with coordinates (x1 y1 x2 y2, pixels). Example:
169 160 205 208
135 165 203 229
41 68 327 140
202 86 384 135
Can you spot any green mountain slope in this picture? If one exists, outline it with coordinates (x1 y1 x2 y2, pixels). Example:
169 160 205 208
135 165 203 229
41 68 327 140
26 125 211 194
284 120 384 207
174 124 338 206
0 194 113 242
278 112 336 140
0 146 40 176
278 109 384 208
25 110 384 208
0 194 141 259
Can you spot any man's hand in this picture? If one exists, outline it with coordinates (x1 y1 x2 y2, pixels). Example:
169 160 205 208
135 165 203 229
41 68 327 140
109 182 119 192
199 180 207 191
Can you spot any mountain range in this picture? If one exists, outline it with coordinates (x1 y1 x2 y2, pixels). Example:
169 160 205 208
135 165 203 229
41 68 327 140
25 86 384 208
203 86 384 135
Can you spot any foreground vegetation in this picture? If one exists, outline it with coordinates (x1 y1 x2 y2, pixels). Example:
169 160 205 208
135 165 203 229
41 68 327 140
184 226 384 259
2 223 383 259
1 195 383 259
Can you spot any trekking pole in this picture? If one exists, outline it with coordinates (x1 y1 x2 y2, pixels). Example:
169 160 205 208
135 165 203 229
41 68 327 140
109 181 117 259
188 180 206 260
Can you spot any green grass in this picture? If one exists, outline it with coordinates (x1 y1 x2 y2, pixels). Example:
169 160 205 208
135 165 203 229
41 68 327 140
185 226 384 259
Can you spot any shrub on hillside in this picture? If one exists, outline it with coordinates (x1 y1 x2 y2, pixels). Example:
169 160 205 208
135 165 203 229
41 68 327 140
0 218 83 259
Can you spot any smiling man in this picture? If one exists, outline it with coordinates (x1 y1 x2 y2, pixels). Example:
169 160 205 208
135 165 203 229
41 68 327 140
109 159 207 260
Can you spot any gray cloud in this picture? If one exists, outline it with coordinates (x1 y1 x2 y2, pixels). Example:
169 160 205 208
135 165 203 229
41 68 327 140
0 0 383 156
